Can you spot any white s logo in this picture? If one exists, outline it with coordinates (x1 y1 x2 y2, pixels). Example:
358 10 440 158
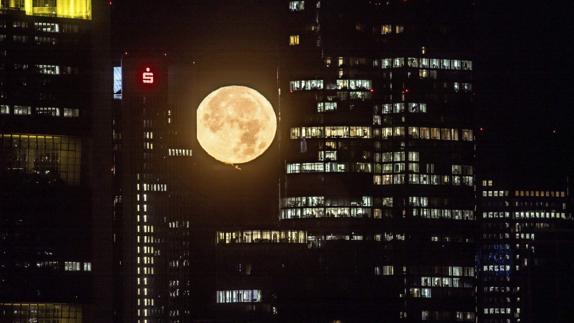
142 67 154 84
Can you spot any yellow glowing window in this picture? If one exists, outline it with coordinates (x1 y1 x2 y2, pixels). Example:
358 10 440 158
289 35 300 46
0 303 82 322
0 0 91 20
381 25 392 35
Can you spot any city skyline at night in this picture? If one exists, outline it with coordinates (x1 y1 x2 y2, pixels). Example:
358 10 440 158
1 0 573 322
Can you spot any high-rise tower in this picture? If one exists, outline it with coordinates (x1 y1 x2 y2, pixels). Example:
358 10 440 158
280 0 476 321
114 54 198 322
0 0 101 321
114 55 169 322
478 177 574 323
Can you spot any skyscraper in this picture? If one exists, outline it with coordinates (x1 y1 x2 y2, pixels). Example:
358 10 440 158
114 54 170 322
203 0 477 321
279 0 476 321
113 54 200 322
478 177 574 323
0 0 102 321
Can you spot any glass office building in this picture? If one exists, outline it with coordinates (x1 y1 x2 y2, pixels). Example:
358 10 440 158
0 1 103 321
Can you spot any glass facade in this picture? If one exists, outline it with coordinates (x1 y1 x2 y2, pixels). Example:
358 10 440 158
0 0 91 20
278 0 476 320
0 3 93 319
478 179 572 323
0 134 81 185
0 303 83 322
216 230 307 244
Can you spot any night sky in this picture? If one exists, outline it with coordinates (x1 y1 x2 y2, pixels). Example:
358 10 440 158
476 0 574 182
112 0 574 182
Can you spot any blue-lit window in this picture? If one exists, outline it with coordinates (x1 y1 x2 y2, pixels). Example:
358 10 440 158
113 66 122 100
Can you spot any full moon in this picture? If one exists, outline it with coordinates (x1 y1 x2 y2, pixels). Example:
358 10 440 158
197 85 277 164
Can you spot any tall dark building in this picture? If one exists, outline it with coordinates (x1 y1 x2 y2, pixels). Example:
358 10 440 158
207 0 477 322
114 55 169 322
478 177 574 323
113 54 200 322
0 0 103 321
279 0 476 321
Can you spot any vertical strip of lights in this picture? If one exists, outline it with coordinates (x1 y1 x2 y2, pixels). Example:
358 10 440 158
136 114 156 322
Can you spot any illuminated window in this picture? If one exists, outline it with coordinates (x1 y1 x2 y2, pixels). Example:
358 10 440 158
288 1 304 11
318 150 337 161
290 126 371 139
289 79 323 91
168 148 193 157
452 165 462 175
382 265 394 275
408 127 419 138
420 128 430 139
422 311 430 320
381 58 392 68
419 69 428 78
408 57 419 68
34 22 60 32
441 128 451 140
336 79 372 90
430 128 440 140
349 126 371 138
462 60 472 70
63 108 80 117
64 261 81 271
0 105 9 114
349 91 372 100
452 60 462 70
1 0 93 20
14 105 31 115
462 129 473 141
216 290 262 303
34 35 57 45
0 303 82 321
420 57 429 67
36 107 60 116
113 66 123 99
317 101 337 112
325 126 347 138
381 25 392 35
289 35 300 46
37 64 60 75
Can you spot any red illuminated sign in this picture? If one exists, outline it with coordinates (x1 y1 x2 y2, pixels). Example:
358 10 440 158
142 67 154 84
